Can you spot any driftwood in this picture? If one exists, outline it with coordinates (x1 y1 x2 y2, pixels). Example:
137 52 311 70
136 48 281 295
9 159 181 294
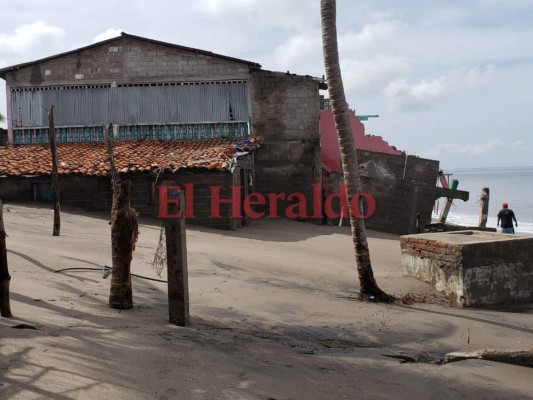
0 199 12 317
443 349 533 368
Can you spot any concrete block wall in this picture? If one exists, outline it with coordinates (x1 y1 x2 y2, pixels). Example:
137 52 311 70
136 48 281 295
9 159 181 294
5 37 251 87
326 150 441 235
401 232 533 307
0 169 249 230
461 238 533 305
401 235 465 305
0 178 34 201
114 171 236 230
60 176 108 210
357 150 439 185
249 71 321 218
0 176 109 209
361 178 437 235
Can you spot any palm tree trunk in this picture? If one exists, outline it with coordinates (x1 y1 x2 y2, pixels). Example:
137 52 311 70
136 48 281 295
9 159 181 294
108 180 138 309
321 0 393 301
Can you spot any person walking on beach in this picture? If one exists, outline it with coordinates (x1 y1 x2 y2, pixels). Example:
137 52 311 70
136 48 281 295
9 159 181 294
497 202 518 234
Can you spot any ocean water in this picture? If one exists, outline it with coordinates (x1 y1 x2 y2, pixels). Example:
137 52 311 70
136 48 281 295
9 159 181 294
437 166 533 235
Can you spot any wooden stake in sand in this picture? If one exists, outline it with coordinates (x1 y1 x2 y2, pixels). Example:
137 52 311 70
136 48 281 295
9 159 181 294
48 106 60 236
165 191 189 326
0 198 12 317
478 187 490 228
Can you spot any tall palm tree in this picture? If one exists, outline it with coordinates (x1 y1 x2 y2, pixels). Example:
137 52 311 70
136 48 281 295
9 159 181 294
321 0 393 302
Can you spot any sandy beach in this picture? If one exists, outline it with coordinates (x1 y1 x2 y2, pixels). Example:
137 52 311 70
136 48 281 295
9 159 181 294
1 203 532 399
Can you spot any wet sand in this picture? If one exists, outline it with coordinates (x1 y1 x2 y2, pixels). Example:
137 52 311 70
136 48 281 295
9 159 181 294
1 203 532 399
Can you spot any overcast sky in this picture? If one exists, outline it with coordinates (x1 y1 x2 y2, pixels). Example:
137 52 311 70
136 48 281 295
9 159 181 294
1 0 532 169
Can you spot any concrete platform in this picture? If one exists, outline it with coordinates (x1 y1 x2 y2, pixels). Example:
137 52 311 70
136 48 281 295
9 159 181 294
401 231 533 307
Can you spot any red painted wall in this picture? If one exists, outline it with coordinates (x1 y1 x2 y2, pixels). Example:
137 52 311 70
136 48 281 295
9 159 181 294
319 109 402 171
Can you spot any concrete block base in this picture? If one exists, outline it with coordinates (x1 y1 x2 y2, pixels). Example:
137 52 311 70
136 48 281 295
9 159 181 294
401 231 533 307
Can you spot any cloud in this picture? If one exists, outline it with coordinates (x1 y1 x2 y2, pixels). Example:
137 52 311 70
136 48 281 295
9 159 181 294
342 55 409 97
271 32 321 73
194 0 317 32
195 0 253 12
385 76 447 111
0 21 65 67
92 29 122 43
458 139 504 155
271 18 408 96
338 19 404 55
0 20 64 49
427 139 504 159
0 21 65 128
464 64 496 87
511 140 531 151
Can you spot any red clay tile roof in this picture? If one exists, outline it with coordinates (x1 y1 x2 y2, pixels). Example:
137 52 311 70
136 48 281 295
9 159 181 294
0 137 261 178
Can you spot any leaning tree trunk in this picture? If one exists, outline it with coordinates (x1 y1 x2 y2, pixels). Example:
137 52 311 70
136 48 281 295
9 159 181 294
109 181 138 309
321 0 392 301
0 199 13 317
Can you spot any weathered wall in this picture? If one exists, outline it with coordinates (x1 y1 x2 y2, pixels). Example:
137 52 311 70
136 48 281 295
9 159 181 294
5 37 251 87
249 71 321 218
401 235 465 304
0 176 109 209
124 171 237 230
320 109 402 172
0 178 34 201
3 37 326 226
357 150 439 184
0 129 7 146
0 156 255 231
461 238 533 306
401 232 533 307
326 151 442 235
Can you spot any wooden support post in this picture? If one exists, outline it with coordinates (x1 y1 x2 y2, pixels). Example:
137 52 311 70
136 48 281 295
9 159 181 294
48 106 60 236
104 124 118 185
439 198 453 224
0 199 12 317
478 187 490 228
165 191 189 326
439 179 459 223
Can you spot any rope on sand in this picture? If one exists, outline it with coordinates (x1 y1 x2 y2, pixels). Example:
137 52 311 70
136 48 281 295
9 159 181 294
54 267 167 283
